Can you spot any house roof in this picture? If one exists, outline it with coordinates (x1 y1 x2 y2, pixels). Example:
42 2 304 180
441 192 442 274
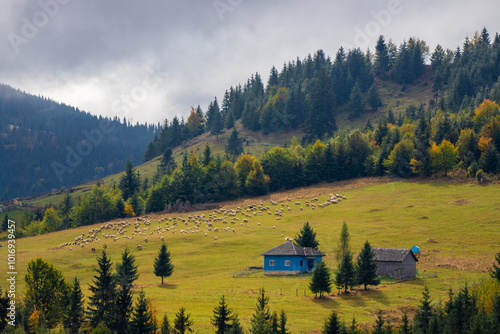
371 248 418 262
261 242 325 257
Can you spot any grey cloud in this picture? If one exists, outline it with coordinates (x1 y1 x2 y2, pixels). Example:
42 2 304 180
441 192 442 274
1 0 499 124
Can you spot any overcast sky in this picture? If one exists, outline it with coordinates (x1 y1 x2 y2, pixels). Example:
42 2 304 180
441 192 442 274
1 0 499 124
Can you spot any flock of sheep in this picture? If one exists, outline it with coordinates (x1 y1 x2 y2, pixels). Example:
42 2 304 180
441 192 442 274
58 193 347 251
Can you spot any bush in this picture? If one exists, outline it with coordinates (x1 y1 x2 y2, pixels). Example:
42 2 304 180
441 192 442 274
476 169 484 183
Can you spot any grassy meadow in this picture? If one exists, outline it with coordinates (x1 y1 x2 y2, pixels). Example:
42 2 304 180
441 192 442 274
1 180 499 333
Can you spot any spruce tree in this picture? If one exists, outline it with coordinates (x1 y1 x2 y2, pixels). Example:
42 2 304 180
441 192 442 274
119 159 141 201
336 221 350 261
414 285 433 333
161 148 176 174
225 128 244 160
130 290 156 334
356 241 380 290
367 84 382 110
322 310 342 334
294 221 319 249
1 214 8 232
250 310 272 334
270 311 279 334
88 247 116 328
64 277 84 334
154 243 174 284
202 144 212 167
173 307 193 334
335 252 356 293
251 288 271 326
227 317 245 334
490 251 500 281
160 313 171 334
211 295 234 334
116 247 139 287
400 311 411 334
278 309 290 334
0 286 9 333
225 110 235 129
348 81 365 119
373 311 385 334
309 261 332 298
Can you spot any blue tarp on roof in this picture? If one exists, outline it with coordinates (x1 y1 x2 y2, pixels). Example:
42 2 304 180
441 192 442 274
412 245 420 253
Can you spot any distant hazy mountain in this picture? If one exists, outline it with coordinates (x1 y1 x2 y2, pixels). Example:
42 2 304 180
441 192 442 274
0 84 156 200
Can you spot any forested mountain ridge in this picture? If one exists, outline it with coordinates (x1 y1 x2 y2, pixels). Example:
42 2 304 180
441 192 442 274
0 84 156 200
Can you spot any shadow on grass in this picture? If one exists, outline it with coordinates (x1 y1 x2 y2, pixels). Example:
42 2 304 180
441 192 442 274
158 283 178 290
310 295 339 309
337 288 390 306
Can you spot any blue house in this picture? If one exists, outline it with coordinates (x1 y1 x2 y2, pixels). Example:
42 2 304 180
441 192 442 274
261 241 325 275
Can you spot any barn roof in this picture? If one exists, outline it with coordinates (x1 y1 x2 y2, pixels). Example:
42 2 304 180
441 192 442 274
371 248 418 262
261 242 325 257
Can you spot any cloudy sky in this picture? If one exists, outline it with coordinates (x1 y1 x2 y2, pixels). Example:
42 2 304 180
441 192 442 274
1 0 499 124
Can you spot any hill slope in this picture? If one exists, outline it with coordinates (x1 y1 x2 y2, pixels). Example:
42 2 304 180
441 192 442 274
1 180 498 333
0 84 155 200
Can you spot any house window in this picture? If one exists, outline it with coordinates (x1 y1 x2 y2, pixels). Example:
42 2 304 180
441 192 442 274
300 260 303 266
284 260 290 266
269 260 275 266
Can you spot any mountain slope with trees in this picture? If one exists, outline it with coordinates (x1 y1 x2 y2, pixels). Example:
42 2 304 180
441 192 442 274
0 84 156 200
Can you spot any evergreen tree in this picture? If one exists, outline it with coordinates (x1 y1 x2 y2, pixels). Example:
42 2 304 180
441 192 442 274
490 251 500 281
373 311 385 334
211 295 234 334
202 144 212 167
356 241 380 290
116 247 139 287
348 81 365 119
294 222 319 249
112 247 139 332
367 84 382 110
1 213 9 232
270 311 279 334
336 221 350 261
480 143 499 173
0 287 9 333
253 288 271 322
160 313 172 334
119 160 141 201
161 148 176 175
400 311 411 334
154 243 174 284
173 307 193 334
335 252 356 293
278 309 290 334
130 290 156 334
59 192 73 223
364 119 374 132
322 310 342 334
144 142 157 161
309 261 332 297
225 110 235 129
303 68 337 143
227 317 245 334
414 285 433 333
225 128 244 160
375 35 391 74
64 277 84 334
88 247 116 328
250 310 272 334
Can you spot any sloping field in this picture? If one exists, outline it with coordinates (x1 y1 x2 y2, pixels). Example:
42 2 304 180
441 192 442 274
1 180 498 333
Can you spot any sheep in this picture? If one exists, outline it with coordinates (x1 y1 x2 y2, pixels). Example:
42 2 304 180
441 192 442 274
160 237 164 241
144 237 148 243
214 236 218 240
91 248 96 253
137 245 142 250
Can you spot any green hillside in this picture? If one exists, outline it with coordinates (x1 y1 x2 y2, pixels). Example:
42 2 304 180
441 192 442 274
1 180 498 333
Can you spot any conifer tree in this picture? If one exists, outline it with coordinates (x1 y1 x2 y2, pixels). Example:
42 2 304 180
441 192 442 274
160 313 171 334
130 290 156 334
250 310 272 334
348 81 365 119
414 286 433 333
490 251 500 281
335 252 356 293
400 311 411 334
367 84 382 110
309 261 332 298
211 295 234 334
119 160 141 201
270 311 279 334
202 144 212 167
225 110 235 129
173 307 193 334
0 286 9 333
356 241 380 290
64 277 84 334
161 148 176 174
278 309 290 334
116 247 139 287
225 128 244 160
1 214 9 232
294 221 319 249
88 247 116 328
322 310 342 334
336 221 350 261
154 243 174 284
227 317 245 334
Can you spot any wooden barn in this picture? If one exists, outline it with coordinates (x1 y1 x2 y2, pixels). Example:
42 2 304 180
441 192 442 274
261 241 325 275
371 248 418 279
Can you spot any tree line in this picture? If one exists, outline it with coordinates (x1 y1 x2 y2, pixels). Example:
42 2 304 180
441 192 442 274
144 28 500 162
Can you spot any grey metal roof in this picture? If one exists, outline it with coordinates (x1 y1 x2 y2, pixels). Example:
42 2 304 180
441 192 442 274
261 242 325 257
371 248 418 262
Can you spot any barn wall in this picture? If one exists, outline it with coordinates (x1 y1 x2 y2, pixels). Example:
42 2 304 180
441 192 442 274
375 256 417 278
401 254 417 277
